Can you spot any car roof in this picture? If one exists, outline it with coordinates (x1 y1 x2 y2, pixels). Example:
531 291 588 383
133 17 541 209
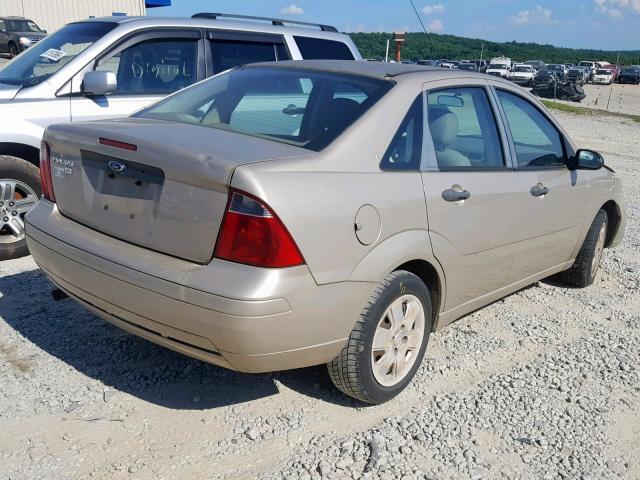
242 59 491 81
70 15 350 40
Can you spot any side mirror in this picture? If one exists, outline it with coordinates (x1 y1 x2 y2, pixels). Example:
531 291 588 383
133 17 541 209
569 149 604 170
82 71 117 96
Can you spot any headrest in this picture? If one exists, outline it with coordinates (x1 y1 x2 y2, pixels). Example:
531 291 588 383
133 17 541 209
429 108 459 150
325 97 361 132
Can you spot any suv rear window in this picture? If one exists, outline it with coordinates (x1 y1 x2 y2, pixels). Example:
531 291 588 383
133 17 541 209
136 67 391 151
294 36 354 60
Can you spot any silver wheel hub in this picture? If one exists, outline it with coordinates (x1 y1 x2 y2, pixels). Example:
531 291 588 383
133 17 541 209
591 222 606 279
0 179 38 245
371 294 425 387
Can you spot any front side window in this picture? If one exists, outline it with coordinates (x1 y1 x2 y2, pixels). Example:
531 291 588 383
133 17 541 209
96 37 198 94
426 87 504 170
496 90 565 168
294 36 354 60
6 19 42 32
210 39 289 73
0 22 116 87
0 21 6 32
136 67 391 151
380 96 423 171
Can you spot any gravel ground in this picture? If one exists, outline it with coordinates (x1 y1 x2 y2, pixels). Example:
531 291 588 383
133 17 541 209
0 110 638 480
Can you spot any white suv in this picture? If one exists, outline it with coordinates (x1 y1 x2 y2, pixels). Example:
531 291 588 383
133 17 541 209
0 13 361 259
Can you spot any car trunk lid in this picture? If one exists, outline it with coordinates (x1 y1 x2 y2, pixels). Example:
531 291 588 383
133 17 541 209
44 118 311 263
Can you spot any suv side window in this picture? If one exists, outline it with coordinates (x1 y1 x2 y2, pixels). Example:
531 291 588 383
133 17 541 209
426 87 504 170
0 21 6 32
496 90 565 168
209 33 290 74
380 96 423 171
294 36 354 60
96 37 198 94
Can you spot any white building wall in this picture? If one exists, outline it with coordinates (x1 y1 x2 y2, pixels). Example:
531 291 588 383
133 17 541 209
0 0 146 33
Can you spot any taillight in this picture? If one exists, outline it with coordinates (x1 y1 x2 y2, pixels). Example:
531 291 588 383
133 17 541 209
214 190 304 268
39 141 56 202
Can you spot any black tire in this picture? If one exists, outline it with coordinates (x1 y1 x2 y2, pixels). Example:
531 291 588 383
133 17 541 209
0 156 42 260
327 270 433 404
8 42 18 59
560 210 608 288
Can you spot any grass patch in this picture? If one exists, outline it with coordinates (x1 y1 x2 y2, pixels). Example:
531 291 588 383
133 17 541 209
541 99 640 123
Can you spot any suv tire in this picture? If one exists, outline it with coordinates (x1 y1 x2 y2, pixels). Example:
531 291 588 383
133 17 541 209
327 270 432 404
561 209 608 288
8 42 18 59
0 156 41 260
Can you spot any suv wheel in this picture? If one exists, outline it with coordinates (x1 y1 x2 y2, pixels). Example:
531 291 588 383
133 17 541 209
560 209 608 288
8 42 18 59
327 271 433 404
0 156 41 260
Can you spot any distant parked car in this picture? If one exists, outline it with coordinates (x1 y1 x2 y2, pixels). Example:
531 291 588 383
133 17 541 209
417 59 441 67
458 61 478 71
592 68 614 85
510 64 535 86
27 61 625 404
524 60 545 71
546 64 568 80
470 59 488 72
578 61 597 81
439 59 456 69
0 16 47 58
617 67 640 84
567 67 588 85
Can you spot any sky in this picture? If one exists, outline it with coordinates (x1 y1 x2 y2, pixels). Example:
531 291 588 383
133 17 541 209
148 0 640 51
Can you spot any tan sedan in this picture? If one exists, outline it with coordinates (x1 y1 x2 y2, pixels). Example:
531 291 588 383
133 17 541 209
26 61 625 404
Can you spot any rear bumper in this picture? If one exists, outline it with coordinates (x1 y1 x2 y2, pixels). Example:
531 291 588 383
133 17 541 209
26 200 374 373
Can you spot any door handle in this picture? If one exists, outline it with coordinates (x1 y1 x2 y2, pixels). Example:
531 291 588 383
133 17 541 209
530 185 549 197
442 188 471 202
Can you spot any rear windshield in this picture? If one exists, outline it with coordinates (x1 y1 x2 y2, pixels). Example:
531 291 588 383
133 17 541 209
515 66 531 72
136 67 392 151
0 22 116 87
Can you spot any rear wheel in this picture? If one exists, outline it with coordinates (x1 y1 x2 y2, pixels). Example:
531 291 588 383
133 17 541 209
8 42 18 59
560 210 608 288
327 271 432 404
0 156 41 260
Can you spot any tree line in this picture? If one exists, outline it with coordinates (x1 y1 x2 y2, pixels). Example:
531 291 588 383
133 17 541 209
349 32 640 66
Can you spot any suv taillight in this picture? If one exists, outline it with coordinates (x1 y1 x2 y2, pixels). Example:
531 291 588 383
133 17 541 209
214 190 304 268
39 141 55 202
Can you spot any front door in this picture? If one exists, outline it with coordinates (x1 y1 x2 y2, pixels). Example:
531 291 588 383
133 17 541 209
493 88 587 279
0 20 8 53
70 30 202 122
420 81 521 313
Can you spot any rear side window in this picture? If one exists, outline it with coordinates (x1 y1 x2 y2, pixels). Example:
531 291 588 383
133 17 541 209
380 96 423 171
426 87 504 170
496 90 565 168
294 36 354 60
210 39 289 73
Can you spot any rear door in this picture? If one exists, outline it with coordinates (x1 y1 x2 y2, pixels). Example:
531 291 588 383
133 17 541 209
492 87 587 278
70 29 203 122
206 30 290 76
420 79 521 312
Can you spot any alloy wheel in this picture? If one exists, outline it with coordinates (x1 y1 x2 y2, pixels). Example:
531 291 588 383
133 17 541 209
371 294 425 387
0 179 38 245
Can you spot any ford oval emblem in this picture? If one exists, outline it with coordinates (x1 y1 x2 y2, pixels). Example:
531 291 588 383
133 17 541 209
108 160 126 173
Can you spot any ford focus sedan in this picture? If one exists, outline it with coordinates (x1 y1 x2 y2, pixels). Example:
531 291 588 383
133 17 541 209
26 61 625 404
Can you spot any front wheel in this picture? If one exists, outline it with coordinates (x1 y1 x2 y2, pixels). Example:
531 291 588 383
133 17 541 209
0 156 41 260
327 271 433 404
560 210 608 287
8 43 18 59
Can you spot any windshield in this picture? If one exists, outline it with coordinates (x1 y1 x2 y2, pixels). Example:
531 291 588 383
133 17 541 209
6 19 42 32
515 66 531 72
490 64 507 69
622 68 639 74
136 67 392 151
459 63 475 70
595 69 610 75
579 62 592 67
0 22 116 87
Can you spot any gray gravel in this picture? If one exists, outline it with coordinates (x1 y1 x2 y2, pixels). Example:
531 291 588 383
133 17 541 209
0 109 638 480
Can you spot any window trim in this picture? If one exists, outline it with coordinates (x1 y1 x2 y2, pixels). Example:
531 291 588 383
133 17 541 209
379 94 423 172
491 87 569 171
422 84 512 173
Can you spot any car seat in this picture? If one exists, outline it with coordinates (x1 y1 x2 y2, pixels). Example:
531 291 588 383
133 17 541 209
428 108 471 168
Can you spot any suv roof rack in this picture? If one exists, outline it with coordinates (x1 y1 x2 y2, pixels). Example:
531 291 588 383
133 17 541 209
191 13 338 32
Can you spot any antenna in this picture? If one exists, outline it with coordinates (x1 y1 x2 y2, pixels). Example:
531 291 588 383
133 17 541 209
408 0 428 33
